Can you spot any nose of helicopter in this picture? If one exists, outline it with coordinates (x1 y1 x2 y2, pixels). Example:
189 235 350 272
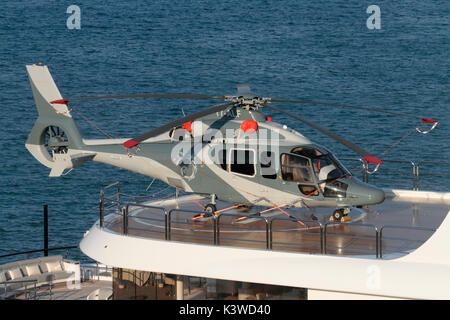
347 180 385 206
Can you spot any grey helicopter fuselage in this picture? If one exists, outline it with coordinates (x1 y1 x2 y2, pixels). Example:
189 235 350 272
25 64 385 210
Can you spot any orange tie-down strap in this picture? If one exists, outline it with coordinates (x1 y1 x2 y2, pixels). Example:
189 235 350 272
191 204 244 221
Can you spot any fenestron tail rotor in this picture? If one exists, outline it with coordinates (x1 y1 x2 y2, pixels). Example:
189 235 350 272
43 125 69 156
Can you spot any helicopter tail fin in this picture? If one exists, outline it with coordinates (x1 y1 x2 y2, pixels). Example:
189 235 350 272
25 64 91 176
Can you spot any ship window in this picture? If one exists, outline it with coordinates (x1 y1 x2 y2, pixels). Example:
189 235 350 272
260 151 277 179
230 149 255 176
280 154 314 183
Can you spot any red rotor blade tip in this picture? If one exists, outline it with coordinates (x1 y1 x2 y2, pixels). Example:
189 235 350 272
50 99 69 105
124 140 139 149
422 118 437 123
364 156 384 164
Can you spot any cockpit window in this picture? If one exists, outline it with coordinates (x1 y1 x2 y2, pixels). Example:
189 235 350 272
280 154 314 183
291 147 323 158
291 146 350 181
290 146 350 198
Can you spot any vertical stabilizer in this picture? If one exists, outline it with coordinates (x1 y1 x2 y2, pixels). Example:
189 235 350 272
25 64 87 175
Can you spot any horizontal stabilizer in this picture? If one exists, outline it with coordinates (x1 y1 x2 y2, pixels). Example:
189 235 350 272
49 153 96 177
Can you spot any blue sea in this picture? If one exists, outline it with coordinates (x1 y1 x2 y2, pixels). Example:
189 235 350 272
0 1 448 260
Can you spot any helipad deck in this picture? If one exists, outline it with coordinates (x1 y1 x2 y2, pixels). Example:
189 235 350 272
100 189 450 258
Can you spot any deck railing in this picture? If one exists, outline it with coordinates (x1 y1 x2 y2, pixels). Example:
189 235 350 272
339 158 450 191
99 186 436 259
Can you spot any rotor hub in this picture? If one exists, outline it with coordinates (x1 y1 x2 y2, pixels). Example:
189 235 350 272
224 95 270 109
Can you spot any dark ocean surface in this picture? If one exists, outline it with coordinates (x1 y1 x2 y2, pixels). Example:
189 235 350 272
0 1 448 259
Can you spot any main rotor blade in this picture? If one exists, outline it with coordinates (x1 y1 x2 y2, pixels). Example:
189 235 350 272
270 98 437 123
262 103 383 164
124 102 236 148
51 94 226 104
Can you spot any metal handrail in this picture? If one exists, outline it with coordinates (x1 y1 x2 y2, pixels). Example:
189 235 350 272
0 279 38 300
100 181 121 228
102 199 442 259
269 217 323 252
324 222 379 258
216 213 270 249
415 161 450 191
168 208 215 242
338 158 450 191
379 225 436 258
0 246 78 260
339 158 417 187
99 169 446 259
339 157 367 182
124 203 167 238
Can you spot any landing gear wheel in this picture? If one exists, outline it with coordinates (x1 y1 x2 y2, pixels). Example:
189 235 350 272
203 204 217 217
331 209 344 221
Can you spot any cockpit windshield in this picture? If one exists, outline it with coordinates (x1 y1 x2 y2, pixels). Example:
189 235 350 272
290 146 351 182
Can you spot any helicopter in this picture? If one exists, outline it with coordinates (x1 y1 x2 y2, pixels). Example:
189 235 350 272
25 64 438 221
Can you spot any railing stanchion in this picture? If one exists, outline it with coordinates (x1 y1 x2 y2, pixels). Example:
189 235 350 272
164 210 169 240
375 227 379 259
123 206 128 235
44 204 49 257
100 190 104 229
319 223 324 254
269 220 273 250
167 210 172 241
416 164 420 191
213 215 218 245
216 215 221 246
379 227 383 259
117 182 121 211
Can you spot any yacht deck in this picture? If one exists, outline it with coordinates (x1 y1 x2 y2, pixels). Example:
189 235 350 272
102 190 450 258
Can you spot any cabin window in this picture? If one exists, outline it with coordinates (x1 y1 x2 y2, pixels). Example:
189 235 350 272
280 154 314 183
230 149 255 176
218 148 227 171
260 151 277 179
